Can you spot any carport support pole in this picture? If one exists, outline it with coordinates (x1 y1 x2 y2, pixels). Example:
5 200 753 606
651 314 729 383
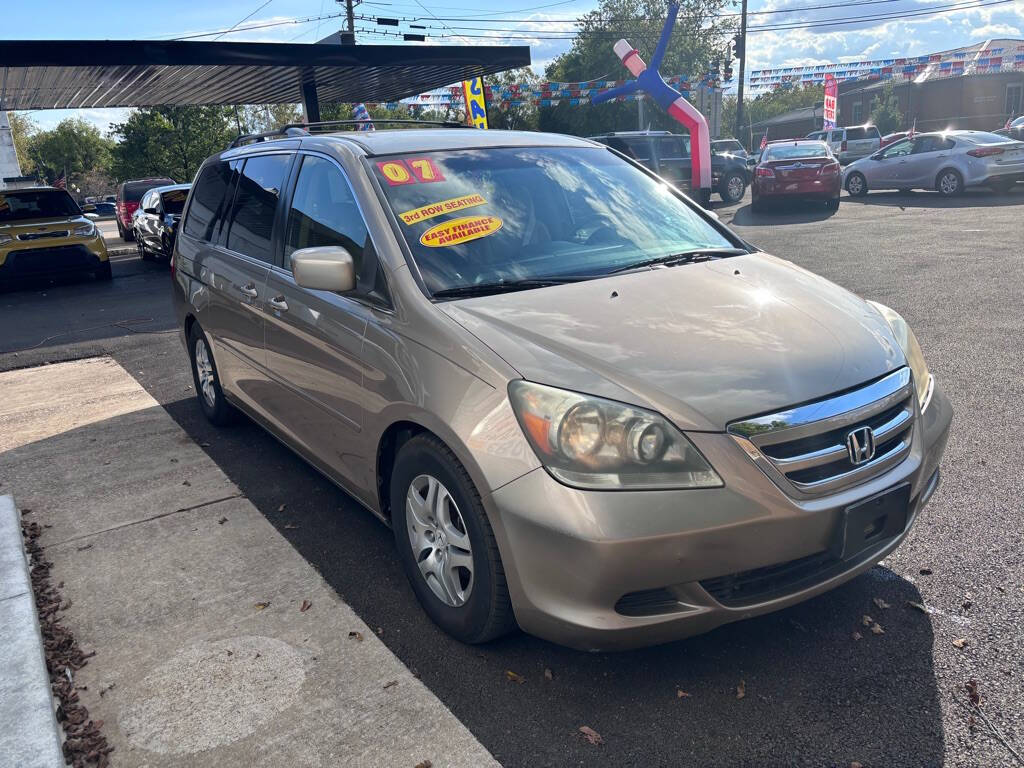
301 72 321 124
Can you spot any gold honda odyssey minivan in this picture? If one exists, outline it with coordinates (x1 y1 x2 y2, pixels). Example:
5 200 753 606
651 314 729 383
172 124 951 650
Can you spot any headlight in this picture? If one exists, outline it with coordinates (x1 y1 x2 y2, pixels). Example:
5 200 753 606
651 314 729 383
508 380 722 490
869 301 932 409
72 222 96 237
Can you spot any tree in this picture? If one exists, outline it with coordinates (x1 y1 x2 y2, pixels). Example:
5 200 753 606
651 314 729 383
869 82 904 135
540 0 736 136
486 67 540 131
722 83 824 143
7 112 36 174
25 118 113 185
110 107 234 183
239 103 302 133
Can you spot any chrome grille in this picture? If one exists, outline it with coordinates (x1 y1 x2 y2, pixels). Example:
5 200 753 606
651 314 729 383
18 230 69 241
728 368 915 498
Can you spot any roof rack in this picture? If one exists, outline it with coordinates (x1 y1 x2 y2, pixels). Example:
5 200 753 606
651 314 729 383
228 118 469 148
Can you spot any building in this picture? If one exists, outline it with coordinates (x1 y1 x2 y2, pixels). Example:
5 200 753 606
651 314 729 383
836 39 1024 132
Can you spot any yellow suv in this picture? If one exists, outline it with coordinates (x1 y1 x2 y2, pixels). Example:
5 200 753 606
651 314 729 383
0 187 111 283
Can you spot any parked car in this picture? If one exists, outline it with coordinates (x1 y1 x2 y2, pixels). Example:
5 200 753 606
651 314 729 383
880 131 909 148
172 126 951 650
806 125 882 164
711 138 748 159
115 177 176 241
0 186 111 282
844 130 1024 197
590 130 750 204
82 201 116 219
133 184 190 261
751 140 841 212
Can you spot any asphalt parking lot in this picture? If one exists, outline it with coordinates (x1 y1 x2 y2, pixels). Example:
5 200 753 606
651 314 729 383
2 185 1022 767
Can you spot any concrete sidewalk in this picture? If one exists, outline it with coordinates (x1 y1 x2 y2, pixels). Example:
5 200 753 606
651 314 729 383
0 357 498 767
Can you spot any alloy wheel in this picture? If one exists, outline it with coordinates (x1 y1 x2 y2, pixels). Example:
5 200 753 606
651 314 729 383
194 338 216 408
406 474 474 607
939 172 959 195
847 174 864 196
726 175 744 202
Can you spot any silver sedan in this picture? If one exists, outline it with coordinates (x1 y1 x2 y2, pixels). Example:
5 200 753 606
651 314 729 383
843 130 1024 197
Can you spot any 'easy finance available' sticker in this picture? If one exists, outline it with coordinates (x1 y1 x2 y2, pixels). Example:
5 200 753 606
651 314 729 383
399 193 486 226
419 215 503 248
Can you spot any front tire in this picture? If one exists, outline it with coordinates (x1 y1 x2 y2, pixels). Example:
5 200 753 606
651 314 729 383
188 324 237 426
936 169 963 197
390 434 515 644
137 234 154 261
846 172 868 197
719 172 746 204
94 261 112 281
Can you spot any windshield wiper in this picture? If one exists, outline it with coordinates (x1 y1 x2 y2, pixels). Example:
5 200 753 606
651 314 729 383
432 277 587 299
607 247 749 274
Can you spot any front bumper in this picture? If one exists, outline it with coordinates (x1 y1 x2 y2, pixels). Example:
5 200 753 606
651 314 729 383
486 382 952 651
0 237 108 280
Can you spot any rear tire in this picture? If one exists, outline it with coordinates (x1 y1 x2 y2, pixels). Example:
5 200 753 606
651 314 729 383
188 323 237 426
936 169 963 197
846 172 868 197
122 224 135 242
390 434 515 644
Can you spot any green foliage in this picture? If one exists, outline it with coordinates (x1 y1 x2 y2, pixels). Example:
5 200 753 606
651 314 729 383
540 0 736 136
722 83 824 142
238 104 303 134
110 107 235 184
486 67 541 131
24 118 113 185
7 112 36 173
869 82 904 135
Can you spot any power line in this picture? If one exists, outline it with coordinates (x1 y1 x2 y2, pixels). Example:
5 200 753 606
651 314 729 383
171 11 346 40
214 0 276 40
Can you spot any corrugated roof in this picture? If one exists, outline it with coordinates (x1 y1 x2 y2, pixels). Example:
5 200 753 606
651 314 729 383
0 40 530 110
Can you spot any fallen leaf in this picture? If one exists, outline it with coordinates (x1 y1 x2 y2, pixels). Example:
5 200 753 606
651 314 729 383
348 631 364 642
579 726 603 745
300 600 312 613
919 567 933 576
277 504 287 513
872 597 891 610
76 543 93 552
862 615 874 627
506 670 525 684
870 623 885 635
376 626 384 636
676 689 691 698
961 600 972 611
544 668 553 681
383 680 398 690
414 761 433 768
952 637 968 649
217 517 228 525
852 631 863 641
736 680 746 699
254 602 270 611
182 480 191 486
906 601 929 613
965 679 980 706
968 714 977 732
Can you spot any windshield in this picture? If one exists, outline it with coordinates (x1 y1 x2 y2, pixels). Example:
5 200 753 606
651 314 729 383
0 190 80 222
763 143 831 161
161 189 189 215
372 147 736 296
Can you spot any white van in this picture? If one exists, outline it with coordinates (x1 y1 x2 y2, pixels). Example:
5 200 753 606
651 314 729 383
807 125 882 164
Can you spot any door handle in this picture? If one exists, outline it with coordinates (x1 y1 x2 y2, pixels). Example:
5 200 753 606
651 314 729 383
268 296 289 312
237 283 258 298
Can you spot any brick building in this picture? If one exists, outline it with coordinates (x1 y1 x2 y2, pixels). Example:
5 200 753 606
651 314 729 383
836 38 1024 132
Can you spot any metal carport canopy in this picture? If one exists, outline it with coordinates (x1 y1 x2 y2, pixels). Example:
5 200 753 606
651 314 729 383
0 40 531 111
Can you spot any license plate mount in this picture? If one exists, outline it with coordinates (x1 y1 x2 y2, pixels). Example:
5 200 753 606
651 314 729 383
831 483 911 561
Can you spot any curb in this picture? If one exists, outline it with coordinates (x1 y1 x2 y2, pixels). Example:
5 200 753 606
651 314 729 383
0 495 65 768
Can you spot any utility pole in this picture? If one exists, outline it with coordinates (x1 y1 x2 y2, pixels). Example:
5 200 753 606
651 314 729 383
338 0 356 44
734 0 748 141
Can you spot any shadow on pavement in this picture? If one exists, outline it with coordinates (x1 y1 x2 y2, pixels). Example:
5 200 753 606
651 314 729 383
729 200 839 227
158 392 947 768
844 185 1023 209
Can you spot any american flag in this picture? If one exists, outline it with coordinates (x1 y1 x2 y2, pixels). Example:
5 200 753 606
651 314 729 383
53 173 67 190
759 134 768 151
351 103 375 132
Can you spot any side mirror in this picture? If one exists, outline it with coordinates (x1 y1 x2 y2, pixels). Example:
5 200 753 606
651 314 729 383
292 246 355 293
143 206 159 215
84 212 99 221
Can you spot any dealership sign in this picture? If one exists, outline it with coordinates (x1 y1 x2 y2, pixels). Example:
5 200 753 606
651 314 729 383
823 74 838 129
462 77 489 129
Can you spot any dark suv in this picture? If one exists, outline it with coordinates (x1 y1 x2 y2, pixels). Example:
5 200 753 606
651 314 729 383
590 131 750 204
116 177 176 241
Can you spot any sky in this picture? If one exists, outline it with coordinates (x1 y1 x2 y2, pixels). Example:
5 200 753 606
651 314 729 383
7 0 1024 133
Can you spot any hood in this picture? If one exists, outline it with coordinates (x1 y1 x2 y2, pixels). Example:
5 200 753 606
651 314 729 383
0 215 90 236
440 253 904 431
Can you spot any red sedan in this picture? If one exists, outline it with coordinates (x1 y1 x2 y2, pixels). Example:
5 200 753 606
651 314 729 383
751 140 841 212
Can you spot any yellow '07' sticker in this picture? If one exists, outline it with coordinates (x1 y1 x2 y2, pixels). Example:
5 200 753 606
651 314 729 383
398 193 487 226
419 215 503 248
